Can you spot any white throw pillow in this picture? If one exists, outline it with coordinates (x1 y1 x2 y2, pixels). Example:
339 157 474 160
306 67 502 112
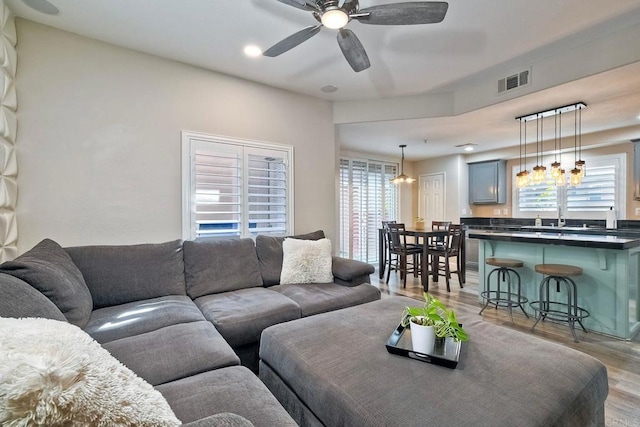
280 237 333 285
0 317 181 427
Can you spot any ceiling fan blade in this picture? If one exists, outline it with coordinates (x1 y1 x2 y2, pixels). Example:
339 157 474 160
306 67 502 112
355 2 448 25
264 25 322 57
275 0 318 11
337 29 370 72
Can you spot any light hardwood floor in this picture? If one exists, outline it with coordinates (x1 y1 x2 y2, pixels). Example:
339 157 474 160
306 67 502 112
371 266 640 424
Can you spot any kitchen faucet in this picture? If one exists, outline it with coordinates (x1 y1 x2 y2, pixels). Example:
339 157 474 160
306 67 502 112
557 205 566 228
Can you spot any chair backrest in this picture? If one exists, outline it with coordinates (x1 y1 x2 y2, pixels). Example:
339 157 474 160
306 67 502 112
447 224 463 253
386 223 407 251
381 220 396 230
431 221 451 231
431 221 451 246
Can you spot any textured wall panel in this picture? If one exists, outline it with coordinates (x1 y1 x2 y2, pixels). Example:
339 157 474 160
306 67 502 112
0 0 16 259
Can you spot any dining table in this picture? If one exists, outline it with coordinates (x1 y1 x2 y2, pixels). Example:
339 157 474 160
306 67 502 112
378 227 466 291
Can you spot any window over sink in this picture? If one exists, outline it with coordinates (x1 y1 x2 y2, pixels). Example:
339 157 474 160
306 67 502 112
512 153 626 220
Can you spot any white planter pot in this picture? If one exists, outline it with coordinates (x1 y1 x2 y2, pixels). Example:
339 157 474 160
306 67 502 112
409 320 435 354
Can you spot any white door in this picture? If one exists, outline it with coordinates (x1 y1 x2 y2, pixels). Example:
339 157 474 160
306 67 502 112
419 173 445 225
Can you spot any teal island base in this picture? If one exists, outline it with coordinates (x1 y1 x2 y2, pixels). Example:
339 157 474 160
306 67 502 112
473 233 640 340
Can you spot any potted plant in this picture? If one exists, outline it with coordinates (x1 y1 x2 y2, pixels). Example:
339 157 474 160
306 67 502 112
401 293 468 354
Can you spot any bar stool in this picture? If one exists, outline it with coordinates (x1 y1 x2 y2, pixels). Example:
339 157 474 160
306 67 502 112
479 258 528 322
530 264 590 343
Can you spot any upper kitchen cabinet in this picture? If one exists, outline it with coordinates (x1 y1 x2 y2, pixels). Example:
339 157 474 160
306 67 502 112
468 160 507 204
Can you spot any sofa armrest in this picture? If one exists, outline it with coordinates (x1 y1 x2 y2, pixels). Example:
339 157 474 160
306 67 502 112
182 413 254 427
331 256 375 287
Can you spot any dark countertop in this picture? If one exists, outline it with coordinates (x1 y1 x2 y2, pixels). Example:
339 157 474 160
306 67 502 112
467 229 640 250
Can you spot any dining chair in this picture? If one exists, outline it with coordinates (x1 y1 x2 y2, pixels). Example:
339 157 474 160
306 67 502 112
426 224 464 292
381 221 397 278
385 223 423 288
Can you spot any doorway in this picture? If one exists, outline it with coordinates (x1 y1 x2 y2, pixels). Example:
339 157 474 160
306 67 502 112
419 173 446 225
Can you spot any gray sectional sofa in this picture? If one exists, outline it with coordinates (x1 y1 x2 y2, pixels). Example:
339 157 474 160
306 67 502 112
0 230 379 426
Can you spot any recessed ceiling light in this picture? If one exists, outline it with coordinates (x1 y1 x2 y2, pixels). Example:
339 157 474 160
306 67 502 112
464 146 475 152
243 45 262 58
321 85 338 93
22 0 59 15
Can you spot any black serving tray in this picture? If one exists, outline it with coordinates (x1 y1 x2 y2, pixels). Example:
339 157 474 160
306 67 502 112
385 323 462 369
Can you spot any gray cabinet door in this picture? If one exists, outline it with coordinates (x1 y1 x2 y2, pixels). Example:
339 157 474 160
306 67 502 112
469 160 506 204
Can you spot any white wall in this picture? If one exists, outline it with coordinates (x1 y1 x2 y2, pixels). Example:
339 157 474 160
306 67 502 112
15 20 336 252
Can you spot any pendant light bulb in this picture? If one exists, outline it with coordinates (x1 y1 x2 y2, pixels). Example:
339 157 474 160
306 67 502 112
575 160 585 178
550 161 561 179
532 165 547 185
556 169 566 187
570 168 582 186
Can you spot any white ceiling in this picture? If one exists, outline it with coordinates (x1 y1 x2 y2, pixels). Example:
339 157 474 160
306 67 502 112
7 0 640 159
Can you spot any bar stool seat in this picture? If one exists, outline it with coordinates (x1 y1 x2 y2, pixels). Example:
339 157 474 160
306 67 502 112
486 258 524 268
530 263 590 342
535 264 583 277
479 258 528 322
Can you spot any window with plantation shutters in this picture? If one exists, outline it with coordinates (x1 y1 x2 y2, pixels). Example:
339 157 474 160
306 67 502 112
517 179 558 213
339 157 398 263
512 154 625 220
182 132 293 240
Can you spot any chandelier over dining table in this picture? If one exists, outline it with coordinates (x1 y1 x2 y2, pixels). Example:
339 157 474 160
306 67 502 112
515 102 586 189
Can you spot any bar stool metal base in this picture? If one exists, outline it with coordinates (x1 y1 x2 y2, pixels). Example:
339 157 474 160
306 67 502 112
530 275 590 343
479 263 528 323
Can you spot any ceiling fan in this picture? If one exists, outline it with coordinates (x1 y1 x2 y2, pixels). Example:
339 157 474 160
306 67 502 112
263 1 449 72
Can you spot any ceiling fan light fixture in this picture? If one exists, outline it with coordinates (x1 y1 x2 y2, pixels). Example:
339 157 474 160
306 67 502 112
321 8 349 29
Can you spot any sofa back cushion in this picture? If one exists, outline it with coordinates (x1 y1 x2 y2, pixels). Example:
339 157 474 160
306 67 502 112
183 238 263 298
0 272 67 321
0 239 93 328
66 240 186 309
255 230 325 286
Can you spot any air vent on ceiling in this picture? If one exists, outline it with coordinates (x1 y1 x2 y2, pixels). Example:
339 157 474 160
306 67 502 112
497 69 531 94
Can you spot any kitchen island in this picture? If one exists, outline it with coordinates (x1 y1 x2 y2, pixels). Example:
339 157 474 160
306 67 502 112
469 230 640 339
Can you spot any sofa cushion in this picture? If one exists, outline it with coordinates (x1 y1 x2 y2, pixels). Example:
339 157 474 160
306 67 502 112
66 239 186 309
280 237 333 285
331 256 375 285
0 238 92 328
0 317 180 427
255 230 325 286
0 272 67 321
84 295 205 344
183 413 255 427
271 282 381 317
184 238 263 298
102 321 239 386
156 366 297 426
194 288 300 347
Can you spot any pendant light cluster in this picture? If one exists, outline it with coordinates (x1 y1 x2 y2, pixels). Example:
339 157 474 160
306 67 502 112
515 102 586 189
390 144 415 184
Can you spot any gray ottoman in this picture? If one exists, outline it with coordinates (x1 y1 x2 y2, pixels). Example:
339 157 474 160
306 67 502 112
259 296 608 427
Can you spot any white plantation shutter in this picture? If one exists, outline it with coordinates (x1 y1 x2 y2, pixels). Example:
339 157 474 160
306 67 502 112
566 162 617 212
192 144 242 237
246 149 288 237
517 179 558 213
182 133 293 240
339 157 398 263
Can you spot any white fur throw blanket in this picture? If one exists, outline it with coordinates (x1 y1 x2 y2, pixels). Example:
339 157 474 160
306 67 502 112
0 317 181 427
